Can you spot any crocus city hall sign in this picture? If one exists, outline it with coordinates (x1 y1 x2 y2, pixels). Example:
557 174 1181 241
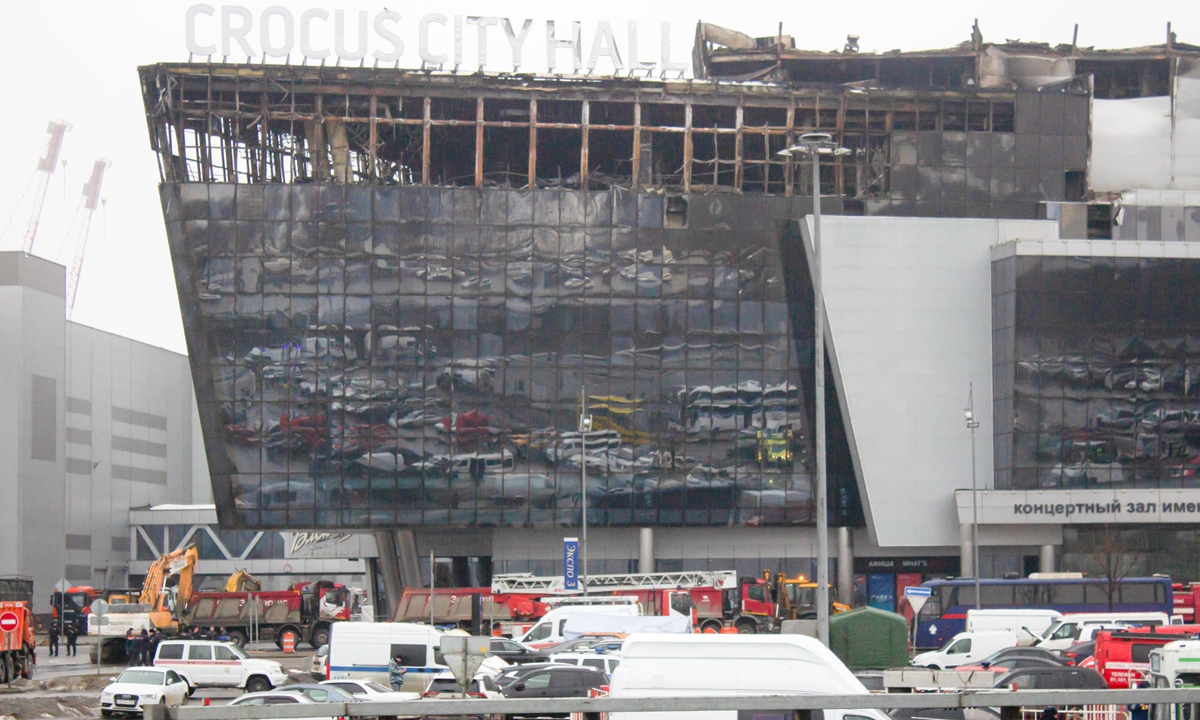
185 5 688 75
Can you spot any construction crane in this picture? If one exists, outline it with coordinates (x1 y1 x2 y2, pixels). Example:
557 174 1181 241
62 158 108 316
1 121 69 253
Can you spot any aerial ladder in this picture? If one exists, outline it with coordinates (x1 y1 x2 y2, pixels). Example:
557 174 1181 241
490 569 738 594
60 158 108 316
1 121 69 253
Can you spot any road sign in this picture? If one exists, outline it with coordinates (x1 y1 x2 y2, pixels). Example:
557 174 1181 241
54 578 71 594
92 599 109 616
0 612 19 632
563 538 579 591
904 586 931 617
439 635 489 692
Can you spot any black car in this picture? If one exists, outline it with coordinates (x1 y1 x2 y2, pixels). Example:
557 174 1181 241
500 665 607 699
975 646 1068 668
1061 640 1096 666
490 638 549 664
495 662 561 688
993 666 1107 689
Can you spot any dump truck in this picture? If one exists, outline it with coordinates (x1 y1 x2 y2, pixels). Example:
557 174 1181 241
0 576 36 684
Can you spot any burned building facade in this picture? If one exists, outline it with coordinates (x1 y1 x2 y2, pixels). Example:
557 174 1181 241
141 25 1200 604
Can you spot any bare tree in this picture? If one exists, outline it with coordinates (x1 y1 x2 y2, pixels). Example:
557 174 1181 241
1088 524 1138 611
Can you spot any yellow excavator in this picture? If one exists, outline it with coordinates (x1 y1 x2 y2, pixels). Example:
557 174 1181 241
225 569 261 592
140 544 199 630
771 571 851 621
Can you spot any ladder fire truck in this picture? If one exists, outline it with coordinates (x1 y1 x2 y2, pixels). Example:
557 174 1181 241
395 569 793 634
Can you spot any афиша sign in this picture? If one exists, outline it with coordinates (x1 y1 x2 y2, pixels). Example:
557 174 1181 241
185 5 689 75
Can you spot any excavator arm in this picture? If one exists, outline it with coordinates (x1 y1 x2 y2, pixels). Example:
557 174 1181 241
225 569 261 593
140 545 198 613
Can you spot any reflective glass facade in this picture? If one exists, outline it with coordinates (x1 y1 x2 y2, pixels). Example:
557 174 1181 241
165 184 827 529
994 255 1200 489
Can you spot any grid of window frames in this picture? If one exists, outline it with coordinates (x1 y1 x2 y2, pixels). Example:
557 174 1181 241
1002 255 1200 489
167 183 812 528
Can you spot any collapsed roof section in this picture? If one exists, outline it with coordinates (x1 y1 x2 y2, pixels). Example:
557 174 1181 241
694 21 1200 99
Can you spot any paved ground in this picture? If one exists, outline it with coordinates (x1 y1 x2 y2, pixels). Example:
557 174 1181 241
0 636 319 720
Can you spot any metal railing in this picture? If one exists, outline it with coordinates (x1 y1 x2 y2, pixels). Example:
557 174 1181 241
145 688 1200 720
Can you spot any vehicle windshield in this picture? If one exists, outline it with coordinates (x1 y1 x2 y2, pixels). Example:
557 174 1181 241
118 670 165 685
364 682 392 693
225 643 249 659
938 636 962 652
1041 622 1065 640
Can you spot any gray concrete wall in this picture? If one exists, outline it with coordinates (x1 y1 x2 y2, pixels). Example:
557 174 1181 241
64 322 200 588
0 251 209 608
0 253 67 610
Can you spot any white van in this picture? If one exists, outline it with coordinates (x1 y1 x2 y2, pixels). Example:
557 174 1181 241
966 609 1062 644
911 630 1018 669
608 633 889 720
1035 612 1169 651
519 605 641 649
328 622 449 692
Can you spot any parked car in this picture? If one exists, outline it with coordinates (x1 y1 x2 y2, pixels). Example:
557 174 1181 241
99 668 190 717
495 662 560 689
154 639 288 693
424 671 503 699
953 656 1062 674
549 651 622 675
1061 640 1097 666
971 646 1068 668
311 644 329 680
226 691 338 720
490 638 549 664
539 633 625 656
320 678 421 702
500 664 608 699
279 684 359 704
993 666 1108 689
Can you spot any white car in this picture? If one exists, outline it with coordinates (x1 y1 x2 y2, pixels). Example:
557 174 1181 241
226 691 337 720
424 670 503 699
310 644 329 681
550 650 622 675
100 667 190 717
320 678 421 702
154 639 288 692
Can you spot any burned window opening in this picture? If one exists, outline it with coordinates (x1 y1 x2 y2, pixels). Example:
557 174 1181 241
1078 59 1171 99
535 128 584 188
588 129 635 189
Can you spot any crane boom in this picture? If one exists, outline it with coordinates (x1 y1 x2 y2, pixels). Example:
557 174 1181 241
490 569 738 594
21 121 70 254
64 158 108 315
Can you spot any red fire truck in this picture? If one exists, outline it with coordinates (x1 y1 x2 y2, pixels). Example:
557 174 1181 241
394 570 787 634
1094 626 1200 688
1173 582 1199 622
181 580 363 648
1 576 36 684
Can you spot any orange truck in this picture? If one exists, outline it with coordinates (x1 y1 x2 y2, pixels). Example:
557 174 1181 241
0 599 36 684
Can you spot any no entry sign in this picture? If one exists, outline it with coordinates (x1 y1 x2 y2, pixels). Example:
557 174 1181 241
0 612 19 632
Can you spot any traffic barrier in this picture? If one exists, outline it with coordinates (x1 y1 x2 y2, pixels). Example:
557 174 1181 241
282 631 295 653
139 687 1200 720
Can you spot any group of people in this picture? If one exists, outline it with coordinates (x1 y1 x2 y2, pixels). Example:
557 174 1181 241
47 621 80 657
176 626 232 641
123 628 167 665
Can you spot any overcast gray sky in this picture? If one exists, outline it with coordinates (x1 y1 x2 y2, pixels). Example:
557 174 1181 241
1 0 1196 354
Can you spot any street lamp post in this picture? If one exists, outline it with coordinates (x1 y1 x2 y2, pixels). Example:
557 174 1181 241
579 386 592 595
965 383 981 610
777 134 850 646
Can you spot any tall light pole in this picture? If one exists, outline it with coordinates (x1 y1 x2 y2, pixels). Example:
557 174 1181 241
778 133 850 646
578 386 592 595
965 383 981 610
